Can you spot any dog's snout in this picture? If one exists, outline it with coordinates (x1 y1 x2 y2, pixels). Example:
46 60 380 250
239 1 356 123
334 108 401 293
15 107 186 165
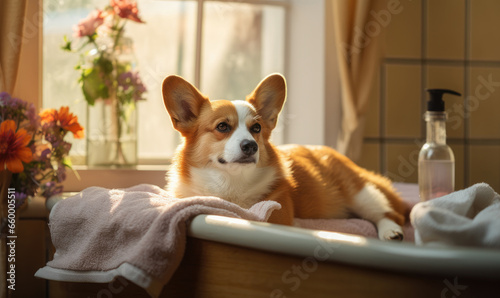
240 140 258 156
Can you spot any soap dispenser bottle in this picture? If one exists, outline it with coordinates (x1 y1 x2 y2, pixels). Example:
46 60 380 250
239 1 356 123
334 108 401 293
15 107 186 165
418 89 461 201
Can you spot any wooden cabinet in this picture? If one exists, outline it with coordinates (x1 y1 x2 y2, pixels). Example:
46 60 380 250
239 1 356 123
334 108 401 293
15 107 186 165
11 197 49 298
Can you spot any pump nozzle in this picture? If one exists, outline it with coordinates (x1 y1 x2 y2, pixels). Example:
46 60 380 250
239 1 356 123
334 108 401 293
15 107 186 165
426 89 461 112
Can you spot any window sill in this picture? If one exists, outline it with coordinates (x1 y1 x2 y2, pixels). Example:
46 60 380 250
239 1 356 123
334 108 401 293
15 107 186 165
63 165 169 192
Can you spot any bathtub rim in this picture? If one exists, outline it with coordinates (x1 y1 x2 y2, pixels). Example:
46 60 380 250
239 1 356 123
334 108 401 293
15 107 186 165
188 214 500 280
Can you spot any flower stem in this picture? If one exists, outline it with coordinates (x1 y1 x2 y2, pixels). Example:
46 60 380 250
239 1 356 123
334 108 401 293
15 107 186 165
112 18 127 52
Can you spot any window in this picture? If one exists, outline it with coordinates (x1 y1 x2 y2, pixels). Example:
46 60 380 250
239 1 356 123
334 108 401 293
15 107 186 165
43 0 287 165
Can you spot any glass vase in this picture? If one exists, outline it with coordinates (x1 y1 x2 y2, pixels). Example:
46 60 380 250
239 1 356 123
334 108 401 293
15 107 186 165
87 97 138 167
86 37 139 167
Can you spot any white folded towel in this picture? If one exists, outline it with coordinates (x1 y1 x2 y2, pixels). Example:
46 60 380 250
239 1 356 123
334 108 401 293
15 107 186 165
410 183 500 248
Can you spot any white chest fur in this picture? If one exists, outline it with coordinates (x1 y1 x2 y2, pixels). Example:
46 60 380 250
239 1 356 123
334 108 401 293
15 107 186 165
172 165 277 208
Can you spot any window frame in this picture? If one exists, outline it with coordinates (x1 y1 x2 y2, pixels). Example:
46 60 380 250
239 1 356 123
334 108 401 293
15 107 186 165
33 0 331 191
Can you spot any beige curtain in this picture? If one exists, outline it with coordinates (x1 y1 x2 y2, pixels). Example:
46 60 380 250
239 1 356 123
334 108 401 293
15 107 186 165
332 0 387 161
0 0 27 93
0 2 27 297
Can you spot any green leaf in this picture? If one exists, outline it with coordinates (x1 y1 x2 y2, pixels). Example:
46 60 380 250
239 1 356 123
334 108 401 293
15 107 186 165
62 157 73 169
80 66 110 105
61 35 73 52
63 157 81 181
95 56 113 75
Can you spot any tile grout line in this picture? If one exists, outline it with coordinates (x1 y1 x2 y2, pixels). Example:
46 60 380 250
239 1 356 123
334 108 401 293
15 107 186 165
464 0 471 187
421 0 428 144
380 63 386 175
385 58 500 67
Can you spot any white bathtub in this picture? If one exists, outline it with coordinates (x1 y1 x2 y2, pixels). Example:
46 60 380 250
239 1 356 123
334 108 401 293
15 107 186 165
188 214 500 280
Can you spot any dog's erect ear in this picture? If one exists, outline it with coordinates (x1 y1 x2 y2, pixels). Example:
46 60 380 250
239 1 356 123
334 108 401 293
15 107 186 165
246 73 286 130
162 75 208 134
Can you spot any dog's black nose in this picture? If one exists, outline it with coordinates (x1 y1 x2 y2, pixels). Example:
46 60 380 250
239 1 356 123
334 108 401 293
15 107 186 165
240 140 258 156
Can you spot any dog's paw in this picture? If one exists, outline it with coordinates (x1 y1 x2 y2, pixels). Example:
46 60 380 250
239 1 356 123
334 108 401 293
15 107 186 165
382 230 404 241
377 218 404 241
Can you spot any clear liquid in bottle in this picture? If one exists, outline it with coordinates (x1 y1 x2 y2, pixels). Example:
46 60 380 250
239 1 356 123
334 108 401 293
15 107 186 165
418 160 454 201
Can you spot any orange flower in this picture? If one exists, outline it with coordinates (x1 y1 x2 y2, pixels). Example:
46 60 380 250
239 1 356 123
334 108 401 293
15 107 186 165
0 120 33 173
40 106 84 139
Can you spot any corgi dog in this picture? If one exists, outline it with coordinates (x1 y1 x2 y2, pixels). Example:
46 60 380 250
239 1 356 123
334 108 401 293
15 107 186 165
162 73 407 241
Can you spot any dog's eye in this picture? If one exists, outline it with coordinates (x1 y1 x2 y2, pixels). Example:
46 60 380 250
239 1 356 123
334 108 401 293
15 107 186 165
251 123 261 133
216 122 231 133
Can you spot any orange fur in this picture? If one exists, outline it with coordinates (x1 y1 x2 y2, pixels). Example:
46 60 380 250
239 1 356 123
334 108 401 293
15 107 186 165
266 145 406 226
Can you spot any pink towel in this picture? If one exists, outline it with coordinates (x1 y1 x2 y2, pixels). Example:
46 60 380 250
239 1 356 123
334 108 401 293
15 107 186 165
37 184 280 297
296 183 419 242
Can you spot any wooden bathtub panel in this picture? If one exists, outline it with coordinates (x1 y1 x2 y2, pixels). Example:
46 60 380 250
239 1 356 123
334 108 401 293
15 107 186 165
49 237 498 298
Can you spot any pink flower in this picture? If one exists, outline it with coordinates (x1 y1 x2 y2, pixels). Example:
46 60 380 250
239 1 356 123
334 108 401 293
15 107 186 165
110 0 145 23
73 9 105 37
